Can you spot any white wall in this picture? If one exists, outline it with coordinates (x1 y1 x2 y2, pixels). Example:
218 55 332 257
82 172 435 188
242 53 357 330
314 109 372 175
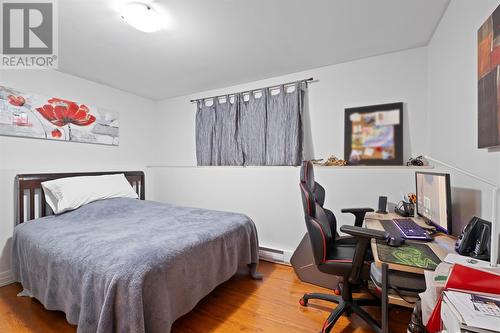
149 48 430 254
149 166 427 255
427 0 500 235
150 47 429 166
428 0 500 183
0 70 156 283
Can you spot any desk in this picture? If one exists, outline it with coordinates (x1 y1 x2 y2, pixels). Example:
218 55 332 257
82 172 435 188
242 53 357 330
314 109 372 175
364 212 456 307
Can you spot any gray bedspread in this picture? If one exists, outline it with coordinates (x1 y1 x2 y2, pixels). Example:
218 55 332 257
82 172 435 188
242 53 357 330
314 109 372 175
11 198 259 333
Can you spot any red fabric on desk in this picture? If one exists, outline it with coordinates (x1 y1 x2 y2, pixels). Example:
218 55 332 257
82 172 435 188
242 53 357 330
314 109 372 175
426 264 500 332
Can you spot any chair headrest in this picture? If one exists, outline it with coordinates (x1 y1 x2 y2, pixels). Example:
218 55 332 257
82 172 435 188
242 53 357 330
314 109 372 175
300 160 315 190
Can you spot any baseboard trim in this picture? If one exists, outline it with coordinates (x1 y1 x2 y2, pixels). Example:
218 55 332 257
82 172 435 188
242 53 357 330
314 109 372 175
259 246 292 265
0 270 14 287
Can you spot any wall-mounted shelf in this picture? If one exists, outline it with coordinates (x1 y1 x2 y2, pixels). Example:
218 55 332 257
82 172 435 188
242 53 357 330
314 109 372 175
146 165 434 170
313 165 434 169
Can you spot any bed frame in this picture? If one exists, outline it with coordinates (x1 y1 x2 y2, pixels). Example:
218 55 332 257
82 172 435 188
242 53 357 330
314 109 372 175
15 171 145 224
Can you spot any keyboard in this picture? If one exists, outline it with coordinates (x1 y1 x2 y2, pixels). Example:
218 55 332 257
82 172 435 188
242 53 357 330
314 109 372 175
392 218 431 240
381 218 432 240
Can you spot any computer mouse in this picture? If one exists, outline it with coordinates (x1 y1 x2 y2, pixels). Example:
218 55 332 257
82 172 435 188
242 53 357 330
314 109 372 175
387 236 405 247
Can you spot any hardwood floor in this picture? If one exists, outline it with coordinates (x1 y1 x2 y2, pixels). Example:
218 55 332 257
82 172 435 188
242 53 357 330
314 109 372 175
0 261 411 332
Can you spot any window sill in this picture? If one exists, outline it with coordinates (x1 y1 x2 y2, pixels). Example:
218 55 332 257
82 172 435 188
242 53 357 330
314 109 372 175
146 165 434 169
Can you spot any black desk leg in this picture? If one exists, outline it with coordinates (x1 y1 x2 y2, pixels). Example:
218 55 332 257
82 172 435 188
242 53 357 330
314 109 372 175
381 263 389 333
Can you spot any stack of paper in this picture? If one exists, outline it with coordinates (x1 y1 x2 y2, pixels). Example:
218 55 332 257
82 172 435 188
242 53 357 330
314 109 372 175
419 262 452 324
443 290 500 333
427 262 500 333
444 253 491 268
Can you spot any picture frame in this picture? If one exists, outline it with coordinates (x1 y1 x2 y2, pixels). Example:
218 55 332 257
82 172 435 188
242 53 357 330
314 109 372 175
478 4 500 149
0 85 119 146
344 102 403 166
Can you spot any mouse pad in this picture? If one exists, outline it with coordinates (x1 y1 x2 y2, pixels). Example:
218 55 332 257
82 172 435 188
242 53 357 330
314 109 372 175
376 240 441 270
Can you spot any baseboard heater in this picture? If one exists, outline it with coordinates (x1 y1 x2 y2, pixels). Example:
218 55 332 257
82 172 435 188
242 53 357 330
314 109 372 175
259 246 292 265
0 270 14 288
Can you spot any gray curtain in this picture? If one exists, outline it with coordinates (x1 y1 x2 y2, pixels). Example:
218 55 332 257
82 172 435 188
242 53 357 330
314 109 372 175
195 82 305 166
239 91 267 165
195 100 216 165
265 86 287 165
265 82 304 165
284 82 305 165
214 96 243 165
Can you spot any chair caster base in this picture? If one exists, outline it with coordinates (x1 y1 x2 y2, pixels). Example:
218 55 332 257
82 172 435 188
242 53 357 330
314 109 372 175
320 299 382 333
300 292 342 306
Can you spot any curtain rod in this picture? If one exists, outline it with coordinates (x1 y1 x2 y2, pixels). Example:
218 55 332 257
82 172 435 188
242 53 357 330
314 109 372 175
189 77 314 103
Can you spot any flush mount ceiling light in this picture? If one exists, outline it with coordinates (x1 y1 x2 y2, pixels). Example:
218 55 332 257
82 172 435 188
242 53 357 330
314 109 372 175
121 3 166 33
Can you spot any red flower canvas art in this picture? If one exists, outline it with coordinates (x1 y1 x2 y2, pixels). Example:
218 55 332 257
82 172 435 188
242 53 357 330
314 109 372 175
0 85 119 145
51 129 62 138
36 98 96 127
8 95 26 107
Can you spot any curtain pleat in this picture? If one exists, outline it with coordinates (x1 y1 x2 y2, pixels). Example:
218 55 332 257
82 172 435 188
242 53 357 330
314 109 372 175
214 96 243 165
266 83 304 165
195 83 305 166
266 85 288 165
284 82 304 165
195 100 216 166
239 92 267 166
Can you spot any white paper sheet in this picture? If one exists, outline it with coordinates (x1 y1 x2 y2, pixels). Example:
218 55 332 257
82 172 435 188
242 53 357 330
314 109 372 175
445 291 500 332
444 254 491 268
375 109 400 126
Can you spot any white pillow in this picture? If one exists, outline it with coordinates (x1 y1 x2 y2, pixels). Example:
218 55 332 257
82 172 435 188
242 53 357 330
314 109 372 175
41 174 139 214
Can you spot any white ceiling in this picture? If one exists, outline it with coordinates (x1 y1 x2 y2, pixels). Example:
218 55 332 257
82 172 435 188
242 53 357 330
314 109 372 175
59 0 450 100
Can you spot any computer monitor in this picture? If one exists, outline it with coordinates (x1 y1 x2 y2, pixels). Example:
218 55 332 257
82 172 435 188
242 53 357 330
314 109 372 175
415 172 452 234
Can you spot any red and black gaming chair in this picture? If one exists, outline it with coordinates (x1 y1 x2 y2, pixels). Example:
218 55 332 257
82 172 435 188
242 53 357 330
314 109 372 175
299 160 374 243
299 161 389 333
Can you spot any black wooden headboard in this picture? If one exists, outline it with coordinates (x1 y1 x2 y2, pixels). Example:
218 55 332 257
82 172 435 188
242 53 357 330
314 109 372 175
15 171 145 223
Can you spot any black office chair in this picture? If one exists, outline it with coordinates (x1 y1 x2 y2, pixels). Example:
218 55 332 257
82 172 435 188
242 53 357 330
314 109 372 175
299 161 389 333
300 160 374 240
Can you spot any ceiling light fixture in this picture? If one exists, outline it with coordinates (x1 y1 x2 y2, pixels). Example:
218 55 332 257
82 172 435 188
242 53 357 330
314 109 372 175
121 3 166 33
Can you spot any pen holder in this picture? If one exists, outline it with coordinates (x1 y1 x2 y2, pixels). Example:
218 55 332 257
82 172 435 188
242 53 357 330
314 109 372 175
403 202 415 216
395 201 415 217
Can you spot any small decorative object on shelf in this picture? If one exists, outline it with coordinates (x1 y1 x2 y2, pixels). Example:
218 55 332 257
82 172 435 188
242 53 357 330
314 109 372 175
407 155 429 167
312 156 348 166
323 156 348 166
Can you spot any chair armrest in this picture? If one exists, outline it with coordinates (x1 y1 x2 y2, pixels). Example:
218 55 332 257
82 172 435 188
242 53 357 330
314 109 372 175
341 208 374 214
340 225 389 241
341 208 375 227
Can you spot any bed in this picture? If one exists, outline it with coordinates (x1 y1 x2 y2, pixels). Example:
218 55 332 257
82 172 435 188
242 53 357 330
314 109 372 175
12 171 260 333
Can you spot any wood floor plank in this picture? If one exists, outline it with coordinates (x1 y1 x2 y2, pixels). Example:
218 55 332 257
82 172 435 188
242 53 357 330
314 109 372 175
0 261 411 332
